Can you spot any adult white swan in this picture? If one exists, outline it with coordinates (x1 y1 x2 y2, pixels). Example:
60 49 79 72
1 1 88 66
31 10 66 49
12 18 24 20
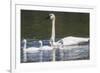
49 13 89 61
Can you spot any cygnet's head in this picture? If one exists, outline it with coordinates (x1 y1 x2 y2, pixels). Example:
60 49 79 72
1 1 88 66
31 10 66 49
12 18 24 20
23 39 27 43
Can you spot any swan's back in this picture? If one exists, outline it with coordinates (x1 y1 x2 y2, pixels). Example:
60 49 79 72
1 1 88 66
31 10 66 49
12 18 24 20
57 36 89 46
25 47 40 53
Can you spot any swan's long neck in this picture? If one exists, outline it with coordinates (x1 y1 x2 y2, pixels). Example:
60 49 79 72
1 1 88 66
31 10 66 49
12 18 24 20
23 39 27 62
50 14 56 45
51 18 55 43
23 39 27 49
39 40 42 47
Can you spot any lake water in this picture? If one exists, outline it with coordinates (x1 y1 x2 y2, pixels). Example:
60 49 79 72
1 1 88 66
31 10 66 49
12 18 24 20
21 39 89 63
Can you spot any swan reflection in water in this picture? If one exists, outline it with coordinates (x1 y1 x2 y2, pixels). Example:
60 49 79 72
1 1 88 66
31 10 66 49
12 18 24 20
21 36 89 63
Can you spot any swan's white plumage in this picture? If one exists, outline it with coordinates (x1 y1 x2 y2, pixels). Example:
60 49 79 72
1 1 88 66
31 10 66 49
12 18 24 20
25 47 40 53
57 36 89 46
41 46 53 50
